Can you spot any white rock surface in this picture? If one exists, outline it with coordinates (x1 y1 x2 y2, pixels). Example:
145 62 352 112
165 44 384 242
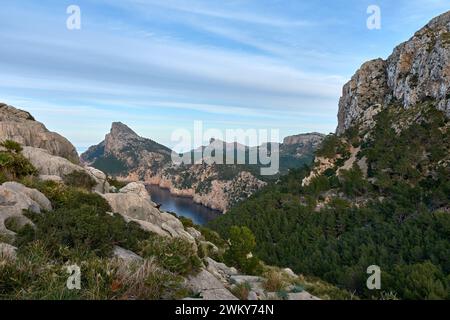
103 183 195 243
0 182 51 236
113 246 143 263
187 269 238 300
22 146 109 193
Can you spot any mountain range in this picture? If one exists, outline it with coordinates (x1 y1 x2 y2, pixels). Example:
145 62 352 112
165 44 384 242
81 122 324 212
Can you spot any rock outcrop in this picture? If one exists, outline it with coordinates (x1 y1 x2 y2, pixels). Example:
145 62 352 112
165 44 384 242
187 269 239 300
337 11 450 135
102 182 195 243
22 146 110 193
282 132 325 147
0 182 51 238
0 103 79 162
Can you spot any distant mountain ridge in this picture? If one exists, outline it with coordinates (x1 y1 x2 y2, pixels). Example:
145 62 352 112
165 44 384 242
81 123 324 212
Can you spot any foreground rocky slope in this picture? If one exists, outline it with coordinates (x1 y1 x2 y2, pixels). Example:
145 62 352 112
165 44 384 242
0 105 330 300
82 123 323 212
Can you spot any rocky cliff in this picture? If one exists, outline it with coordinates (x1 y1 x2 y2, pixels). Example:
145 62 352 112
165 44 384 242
337 10 450 135
0 103 79 163
82 123 322 212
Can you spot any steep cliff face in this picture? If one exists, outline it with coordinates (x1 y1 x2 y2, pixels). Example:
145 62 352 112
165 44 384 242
82 124 322 212
0 103 79 163
337 11 450 135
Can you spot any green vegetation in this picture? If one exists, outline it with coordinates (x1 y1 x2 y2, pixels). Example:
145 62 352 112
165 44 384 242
62 170 96 190
0 140 37 183
92 155 128 175
107 176 128 190
140 236 202 276
0 177 196 300
210 105 450 300
224 226 263 275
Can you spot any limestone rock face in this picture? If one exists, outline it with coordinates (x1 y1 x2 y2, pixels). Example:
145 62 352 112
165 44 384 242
2 182 52 211
22 147 109 193
337 11 450 135
282 133 325 147
85 166 110 194
187 269 238 300
103 182 195 243
0 182 51 238
0 103 79 162
119 182 150 199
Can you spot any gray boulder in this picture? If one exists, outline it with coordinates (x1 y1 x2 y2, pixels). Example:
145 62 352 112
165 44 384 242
0 182 51 237
22 147 109 193
103 183 195 243
187 269 238 300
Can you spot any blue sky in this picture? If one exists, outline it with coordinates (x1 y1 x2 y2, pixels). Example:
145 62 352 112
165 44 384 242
0 0 449 152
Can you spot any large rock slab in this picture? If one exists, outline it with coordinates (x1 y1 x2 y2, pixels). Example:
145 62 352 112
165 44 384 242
22 147 109 193
103 183 194 242
187 269 238 300
113 246 143 263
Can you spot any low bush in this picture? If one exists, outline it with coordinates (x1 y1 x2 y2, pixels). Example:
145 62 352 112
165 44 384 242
63 170 96 190
17 204 150 260
263 270 285 292
0 147 37 182
140 236 201 276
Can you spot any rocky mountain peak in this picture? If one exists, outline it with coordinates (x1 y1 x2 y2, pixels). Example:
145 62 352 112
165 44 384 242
109 122 140 140
0 102 79 163
337 10 450 135
0 103 35 121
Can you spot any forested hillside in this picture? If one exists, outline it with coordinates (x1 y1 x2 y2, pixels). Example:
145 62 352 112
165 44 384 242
210 104 450 299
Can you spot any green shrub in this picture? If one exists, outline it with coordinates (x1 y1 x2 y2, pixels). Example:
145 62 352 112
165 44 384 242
1 140 23 153
0 149 37 181
63 170 96 190
140 236 201 276
107 176 128 190
23 180 111 213
224 226 262 275
17 205 149 260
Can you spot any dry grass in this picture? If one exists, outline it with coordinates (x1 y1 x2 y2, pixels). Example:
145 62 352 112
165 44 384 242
231 282 251 300
263 270 285 292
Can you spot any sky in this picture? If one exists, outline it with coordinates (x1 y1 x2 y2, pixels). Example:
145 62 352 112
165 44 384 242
0 0 449 153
